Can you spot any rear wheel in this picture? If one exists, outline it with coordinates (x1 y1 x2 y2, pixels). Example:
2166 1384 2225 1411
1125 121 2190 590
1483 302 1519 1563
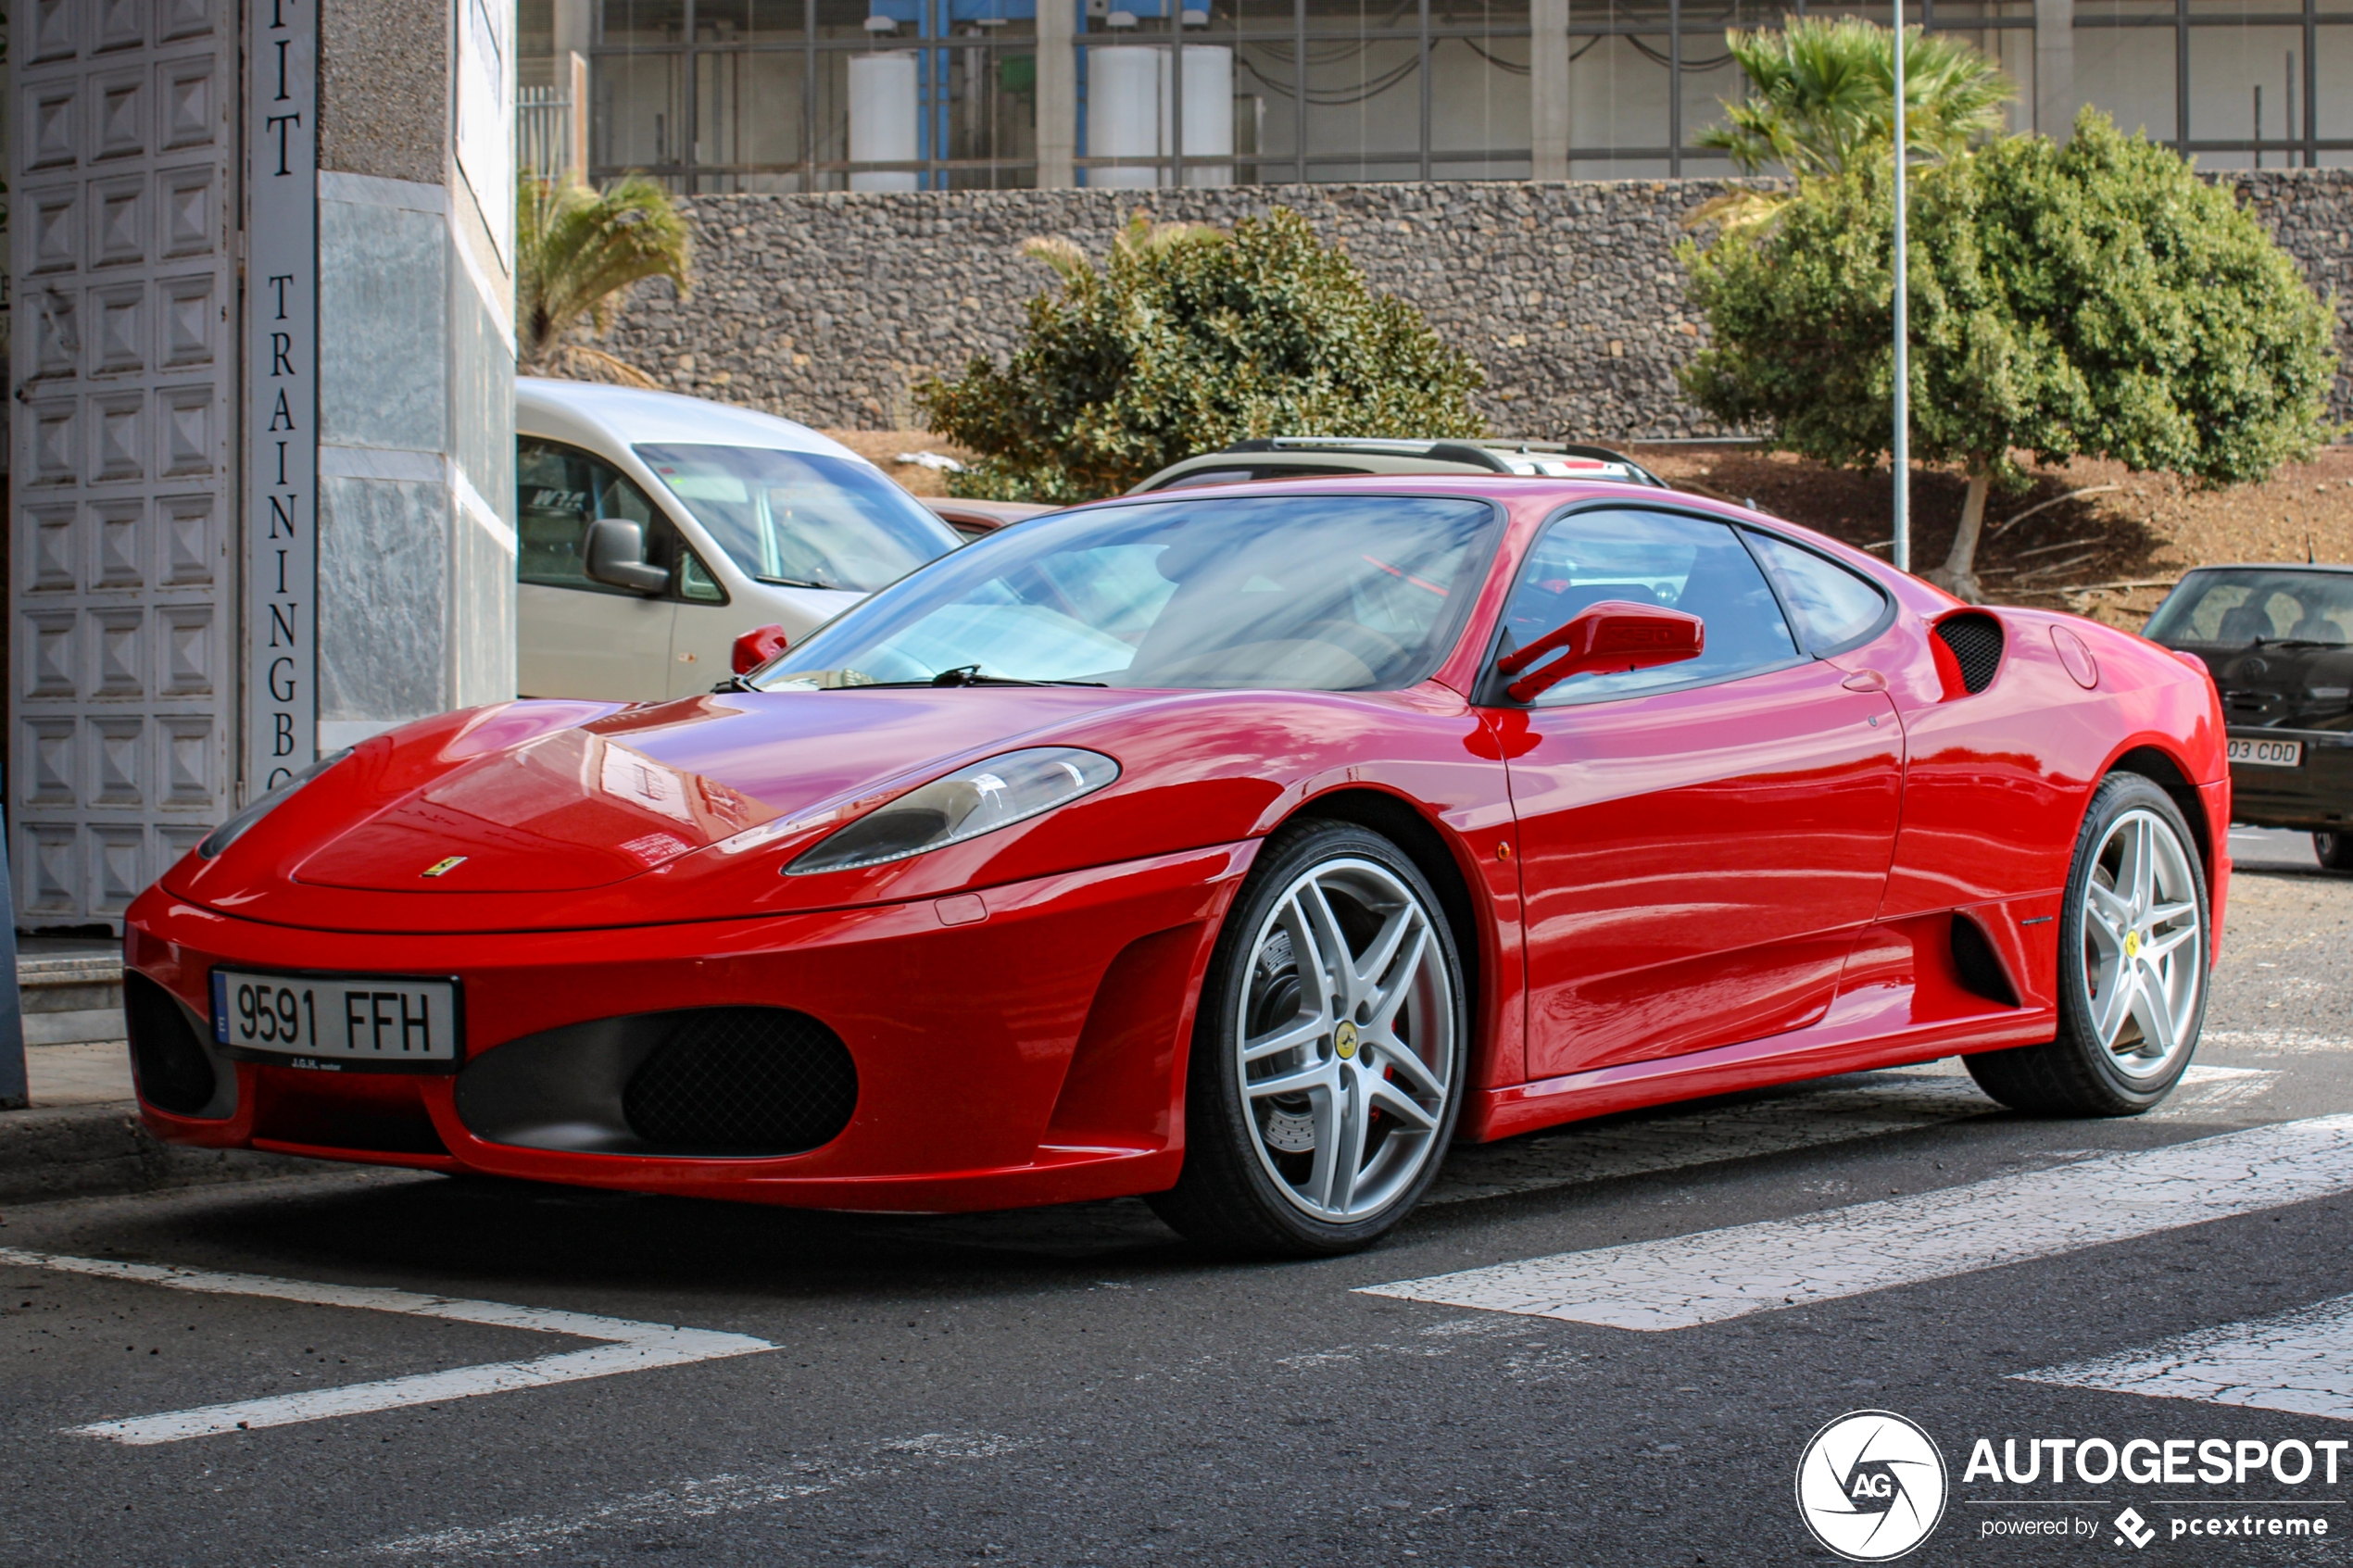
1966 773 2209 1115
1149 821 1467 1257
2316 832 2353 872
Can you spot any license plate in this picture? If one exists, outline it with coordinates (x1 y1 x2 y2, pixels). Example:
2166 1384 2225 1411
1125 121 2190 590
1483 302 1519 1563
2228 737 2304 768
210 970 460 1070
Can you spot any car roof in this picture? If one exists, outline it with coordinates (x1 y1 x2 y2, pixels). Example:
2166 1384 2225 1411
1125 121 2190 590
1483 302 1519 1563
2172 561 2353 577
1130 439 1667 494
515 378 869 465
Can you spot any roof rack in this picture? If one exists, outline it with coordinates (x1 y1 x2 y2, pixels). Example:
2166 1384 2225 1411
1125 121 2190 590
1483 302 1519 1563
1216 436 1668 487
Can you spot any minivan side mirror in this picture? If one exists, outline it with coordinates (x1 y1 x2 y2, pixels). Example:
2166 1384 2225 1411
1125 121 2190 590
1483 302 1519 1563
585 519 672 595
1495 600 1705 703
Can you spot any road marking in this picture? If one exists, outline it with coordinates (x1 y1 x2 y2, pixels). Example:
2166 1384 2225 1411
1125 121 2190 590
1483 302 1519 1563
376 1433 1028 1559
1360 1116 2353 1331
1428 1067 1991 1206
2204 1028 2353 1056
0 1248 774 1445
2015 1292 2353 1423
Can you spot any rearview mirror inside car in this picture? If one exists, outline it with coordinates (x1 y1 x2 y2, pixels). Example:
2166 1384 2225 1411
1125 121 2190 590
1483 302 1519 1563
585 519 672 595
1495 600 1705 703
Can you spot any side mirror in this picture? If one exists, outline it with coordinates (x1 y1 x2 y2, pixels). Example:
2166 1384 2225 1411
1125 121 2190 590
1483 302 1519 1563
1495 600 1705 703
585 519 671 595
732 622 790 675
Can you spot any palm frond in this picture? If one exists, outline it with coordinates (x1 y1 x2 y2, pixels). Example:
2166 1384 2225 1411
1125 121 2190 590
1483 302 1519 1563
514 174 693 374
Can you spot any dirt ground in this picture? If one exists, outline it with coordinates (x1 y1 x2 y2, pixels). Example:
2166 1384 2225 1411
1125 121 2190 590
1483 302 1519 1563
836 428 2353 629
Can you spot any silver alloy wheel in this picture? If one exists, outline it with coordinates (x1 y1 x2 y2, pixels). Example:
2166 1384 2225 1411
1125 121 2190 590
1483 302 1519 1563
2079 807 2205 1081
1234 857 1455 1223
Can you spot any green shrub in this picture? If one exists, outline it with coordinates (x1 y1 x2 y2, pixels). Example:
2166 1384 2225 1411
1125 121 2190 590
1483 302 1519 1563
1680 111 2336 599
915 209 1486 502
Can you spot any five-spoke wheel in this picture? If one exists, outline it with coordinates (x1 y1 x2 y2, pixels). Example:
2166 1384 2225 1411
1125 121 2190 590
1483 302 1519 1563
1151 821 1467 1255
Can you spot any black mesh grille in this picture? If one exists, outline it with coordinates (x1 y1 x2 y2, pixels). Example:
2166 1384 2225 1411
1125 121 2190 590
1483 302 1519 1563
1935 613 2005 694
623 1008 857 1155
126 972 217 1117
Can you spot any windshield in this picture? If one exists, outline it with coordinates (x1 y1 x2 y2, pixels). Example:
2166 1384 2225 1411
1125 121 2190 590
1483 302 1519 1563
2145 570 2353 646
753 494 1503 692
635 443 961 593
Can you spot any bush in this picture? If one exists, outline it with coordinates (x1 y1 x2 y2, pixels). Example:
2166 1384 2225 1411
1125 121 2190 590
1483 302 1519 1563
914 210 1486 502
1680 111 2336 598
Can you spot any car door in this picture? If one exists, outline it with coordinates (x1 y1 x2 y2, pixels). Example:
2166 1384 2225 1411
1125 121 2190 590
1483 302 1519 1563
516 438 678 701
1496 507 1905 1081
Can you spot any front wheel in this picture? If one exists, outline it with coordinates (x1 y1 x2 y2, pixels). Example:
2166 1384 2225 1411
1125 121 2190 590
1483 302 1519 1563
2316 831 2353 872
1966 772 2209 1115
1149 821 1468 1257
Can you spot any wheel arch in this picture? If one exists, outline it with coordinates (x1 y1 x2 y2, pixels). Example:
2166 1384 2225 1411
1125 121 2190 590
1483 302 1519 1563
1275 786 1488 1064
2103 744 2218 886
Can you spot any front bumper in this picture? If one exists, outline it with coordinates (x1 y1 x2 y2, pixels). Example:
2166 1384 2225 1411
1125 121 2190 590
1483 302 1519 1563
2226 727 2353 832
125 843 1253 1211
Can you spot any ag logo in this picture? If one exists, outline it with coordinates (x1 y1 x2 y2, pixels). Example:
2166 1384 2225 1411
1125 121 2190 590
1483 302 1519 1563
1794 1410 1948 1562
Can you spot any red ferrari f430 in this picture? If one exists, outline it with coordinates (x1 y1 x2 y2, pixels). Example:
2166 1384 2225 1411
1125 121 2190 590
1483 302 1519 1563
126 477 2226 1254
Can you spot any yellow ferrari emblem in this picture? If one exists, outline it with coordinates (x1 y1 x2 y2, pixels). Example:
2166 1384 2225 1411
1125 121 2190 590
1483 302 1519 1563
2124 930 2141 959
1334 1021 1360 1060
421 856 468 879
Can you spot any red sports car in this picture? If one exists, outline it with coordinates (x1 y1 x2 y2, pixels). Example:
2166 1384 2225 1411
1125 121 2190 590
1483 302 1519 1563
124 478 2227 1255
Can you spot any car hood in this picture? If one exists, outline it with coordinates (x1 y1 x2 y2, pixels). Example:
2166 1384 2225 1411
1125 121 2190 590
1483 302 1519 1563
155 684 1476 935
2171 640 2353 733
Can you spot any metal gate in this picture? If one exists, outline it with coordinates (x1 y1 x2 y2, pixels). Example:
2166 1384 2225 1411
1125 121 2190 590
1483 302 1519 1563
9 0 239 927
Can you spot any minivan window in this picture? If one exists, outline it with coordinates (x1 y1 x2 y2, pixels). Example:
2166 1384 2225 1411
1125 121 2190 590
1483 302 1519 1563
518 438 682 592
635 444 960 594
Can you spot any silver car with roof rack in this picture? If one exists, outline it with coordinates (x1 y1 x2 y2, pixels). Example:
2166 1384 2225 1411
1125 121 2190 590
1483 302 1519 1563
1129 437 1670 494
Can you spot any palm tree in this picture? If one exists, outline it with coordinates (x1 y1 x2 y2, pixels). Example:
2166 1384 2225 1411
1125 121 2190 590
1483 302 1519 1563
1692 19 2012 232
514 174 693 387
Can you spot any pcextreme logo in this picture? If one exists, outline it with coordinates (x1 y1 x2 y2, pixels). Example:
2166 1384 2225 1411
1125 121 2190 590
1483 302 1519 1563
1796 1410 1951 1562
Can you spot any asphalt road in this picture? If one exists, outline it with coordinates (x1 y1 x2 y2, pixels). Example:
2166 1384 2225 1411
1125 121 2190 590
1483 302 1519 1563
3 831 2347 1568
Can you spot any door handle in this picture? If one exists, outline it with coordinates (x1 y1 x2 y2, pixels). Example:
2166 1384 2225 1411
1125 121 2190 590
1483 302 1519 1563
1841 670 1889 693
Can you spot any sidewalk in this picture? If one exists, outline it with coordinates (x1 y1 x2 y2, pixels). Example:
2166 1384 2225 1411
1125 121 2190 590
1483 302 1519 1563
2 947 320 1205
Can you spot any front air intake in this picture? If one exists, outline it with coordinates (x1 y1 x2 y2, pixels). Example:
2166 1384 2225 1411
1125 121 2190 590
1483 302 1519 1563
1934 613 2005 695
622 1008 858 1156
126 972 219 1117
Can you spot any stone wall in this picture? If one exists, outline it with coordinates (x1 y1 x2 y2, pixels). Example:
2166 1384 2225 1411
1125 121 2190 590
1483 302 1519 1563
598 170 2353 439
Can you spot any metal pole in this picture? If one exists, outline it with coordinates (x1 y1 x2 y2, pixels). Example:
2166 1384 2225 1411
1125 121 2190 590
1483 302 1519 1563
0 774 25 1110
1891 1 1911 574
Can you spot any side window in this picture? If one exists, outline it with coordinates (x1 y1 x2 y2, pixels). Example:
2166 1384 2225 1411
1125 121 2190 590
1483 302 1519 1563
678 551 728 604
1503 508 1799 704
1746 532 1890 652
516 439 680 594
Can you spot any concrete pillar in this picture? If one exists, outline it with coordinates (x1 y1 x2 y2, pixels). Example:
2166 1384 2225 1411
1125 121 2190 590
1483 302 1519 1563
1038 0 1077 187
1530 0 1570 181
313 0 519 758
567 51 592 185
2034 0 2075 139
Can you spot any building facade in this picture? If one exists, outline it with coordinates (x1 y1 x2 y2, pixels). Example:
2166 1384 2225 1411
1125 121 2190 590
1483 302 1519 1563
521 0 2353 193
8 0 518 930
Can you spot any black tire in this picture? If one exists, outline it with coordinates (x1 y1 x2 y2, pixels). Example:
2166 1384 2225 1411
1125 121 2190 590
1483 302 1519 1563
1149 820 1468 1258
1965 772 2209 1115
2316 832 2353 872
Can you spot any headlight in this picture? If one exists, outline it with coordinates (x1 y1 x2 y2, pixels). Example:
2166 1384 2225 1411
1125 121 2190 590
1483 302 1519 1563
785 746 1119 876
196 749 352 859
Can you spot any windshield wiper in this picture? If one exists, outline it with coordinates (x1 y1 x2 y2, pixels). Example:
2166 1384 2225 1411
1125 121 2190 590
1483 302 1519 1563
755 574 842 591
926 665 1106 688
2260 639 2348 650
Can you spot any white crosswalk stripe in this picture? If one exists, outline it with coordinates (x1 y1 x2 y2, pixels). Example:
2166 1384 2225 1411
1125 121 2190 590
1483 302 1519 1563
2015 1293 2353 1423
1362 1116 2353 1331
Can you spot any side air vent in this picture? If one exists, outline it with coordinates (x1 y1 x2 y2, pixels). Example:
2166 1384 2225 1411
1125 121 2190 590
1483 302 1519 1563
126 972 220 1117
1949 915 2020 1008
623 1008 859 1156
1935 613 2006 695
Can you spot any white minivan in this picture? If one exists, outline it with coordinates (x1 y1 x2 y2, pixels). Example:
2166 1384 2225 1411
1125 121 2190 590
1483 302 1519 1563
515 379 964 700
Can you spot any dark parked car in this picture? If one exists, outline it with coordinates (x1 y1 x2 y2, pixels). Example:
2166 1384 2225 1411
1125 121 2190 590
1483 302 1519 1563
2143 563 2353 870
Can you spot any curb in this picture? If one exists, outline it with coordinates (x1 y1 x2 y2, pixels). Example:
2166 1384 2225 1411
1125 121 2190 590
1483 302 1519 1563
0 1100 326 1206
